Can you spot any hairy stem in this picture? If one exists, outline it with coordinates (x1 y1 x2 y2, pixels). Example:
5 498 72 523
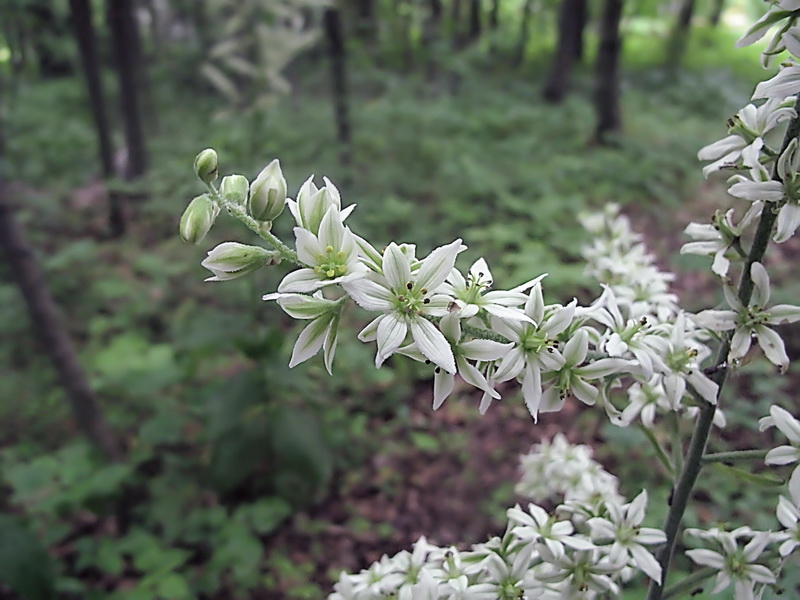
702 449 769 463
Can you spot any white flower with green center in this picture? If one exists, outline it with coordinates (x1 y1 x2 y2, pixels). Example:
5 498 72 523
262 291 342 373
286 175 355 235
657 312 719 405
508 503 595 560
693 262 800 373
681 204 763 277
438 257 540 321
343 239 464 373
277 205 367 293
491 283 574 420
398 313 512 409
539 328 634 414
535 548 620 598
587 490 666 584
776 477 800 557
685 531 777 600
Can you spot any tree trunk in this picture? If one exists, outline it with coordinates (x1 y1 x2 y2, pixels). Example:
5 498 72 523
451 0 464 49
68 0 126 237
513 0 535 66
107 0 148 179
665 0 696 70
27 0 74 77
594 0 623 144
468 0 482 42
324 7 352 169
542 0 587 103
572 0 588 61
0 185 122 461
354 0 376 41
489 0 500 30
710 0 725 27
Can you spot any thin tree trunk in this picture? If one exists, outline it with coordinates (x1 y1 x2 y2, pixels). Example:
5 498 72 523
468 0 482 42
513 0 535 66
665 0 696 71
594 0 623 144
572 0 588 62
355 0 377 41
489 0 499 30
451 0 464 49
68 0 126 237
710 0 725 27
543 0 587 103
0 185 122 461
107 0 148 178
324 7 352 170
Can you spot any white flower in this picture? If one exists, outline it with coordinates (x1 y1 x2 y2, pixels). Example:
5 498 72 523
345 239 464 373
438 257 540 321
286 175 355 235
681 204 763 277
587 490 666 583
693 263 800 372
491 283 575 419
760 404 800 493
685 531 777 600
399 313 512 409
508 503 595 560
278 205 368 292
262 292 342 373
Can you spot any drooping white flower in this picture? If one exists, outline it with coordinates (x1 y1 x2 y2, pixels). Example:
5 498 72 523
286 175 355 235
345 239 464 373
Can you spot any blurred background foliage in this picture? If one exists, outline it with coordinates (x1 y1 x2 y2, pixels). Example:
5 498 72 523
0 0 794 598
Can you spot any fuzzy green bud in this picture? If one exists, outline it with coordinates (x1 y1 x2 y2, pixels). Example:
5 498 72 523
220 174 249 205
248 159 287 222
201 242 278 281
179 194 219 244
194 148 219 184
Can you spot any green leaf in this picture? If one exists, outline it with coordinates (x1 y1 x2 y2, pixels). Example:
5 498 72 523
156 573 191 599
710 463 785 487
0 515 55 600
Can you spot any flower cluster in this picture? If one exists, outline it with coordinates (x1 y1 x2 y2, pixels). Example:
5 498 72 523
329 436 664 600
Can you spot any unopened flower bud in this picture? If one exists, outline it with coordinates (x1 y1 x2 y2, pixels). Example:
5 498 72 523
194 148 219 184
248 159 287 221
201 242 277 281
220 174 249 205
180 194 219 244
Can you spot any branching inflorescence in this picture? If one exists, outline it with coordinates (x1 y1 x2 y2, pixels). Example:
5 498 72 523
180 3 800 597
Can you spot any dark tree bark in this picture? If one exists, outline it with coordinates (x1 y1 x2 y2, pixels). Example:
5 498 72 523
710 0 725 27
0 185 122 461
451 0 464 49
542 0 587 104
107 0 148 179
489 0 500 30
27 0 74 77
572 0 589 61
324 7 352 169
665 0 696 70
594 0 623 144
513 0 535 66
68 0 126 237
354 0 377 41
468 0 482 42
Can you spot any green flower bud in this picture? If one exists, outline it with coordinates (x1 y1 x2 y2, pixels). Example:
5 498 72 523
220 174 249 205
201 242 277 281
194 148 219 184
248 159 287 222
179 194 219 244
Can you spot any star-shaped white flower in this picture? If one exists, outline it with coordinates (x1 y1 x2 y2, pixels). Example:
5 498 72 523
344 239 464 373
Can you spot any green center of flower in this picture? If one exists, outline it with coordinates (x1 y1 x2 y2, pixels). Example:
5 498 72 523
738 306 769 329
521 328 550 354
313 245 349 279
667 347 697 373
394 282 430 316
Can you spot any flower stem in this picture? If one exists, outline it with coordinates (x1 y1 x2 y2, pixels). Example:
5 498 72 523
638 423 675 477
646 96 800 600
207 184 301 266
662 567 717 599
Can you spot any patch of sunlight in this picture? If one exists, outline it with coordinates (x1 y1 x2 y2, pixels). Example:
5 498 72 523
0 47 10 63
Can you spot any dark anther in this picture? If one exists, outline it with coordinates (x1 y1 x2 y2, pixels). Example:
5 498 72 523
435 367 441 373
406 282 413 290
423 298 430 304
